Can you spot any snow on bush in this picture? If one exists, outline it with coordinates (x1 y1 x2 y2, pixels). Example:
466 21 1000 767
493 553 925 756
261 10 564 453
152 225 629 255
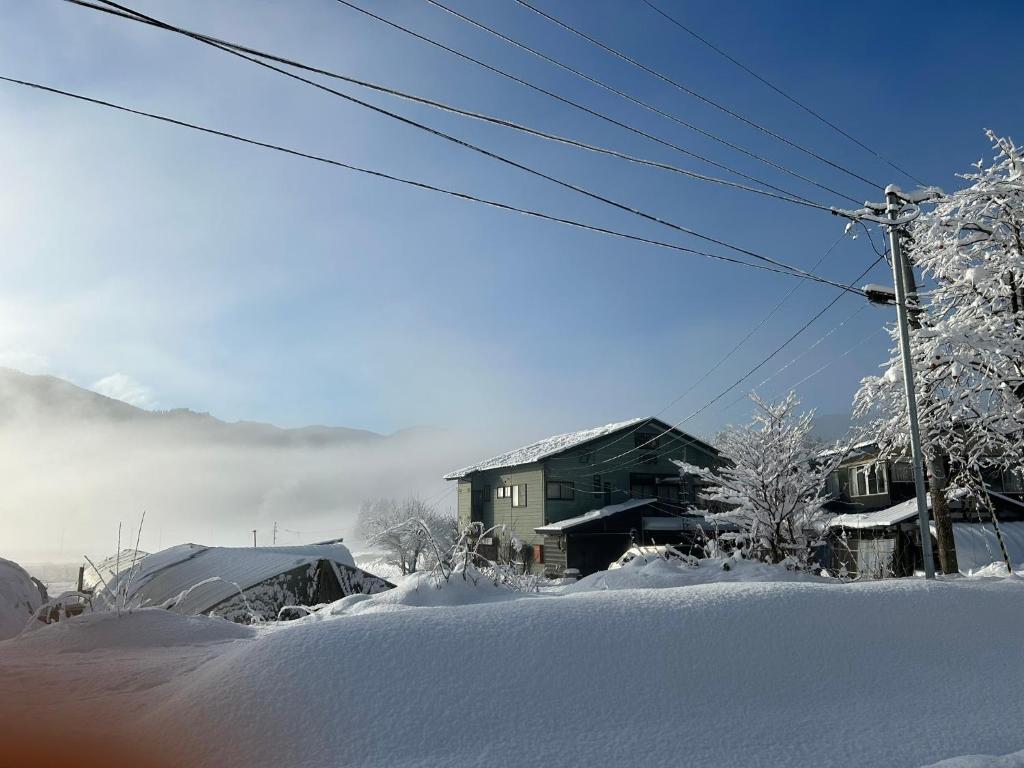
0 557 44 640
568 554 823 593
357 497 458 575
677 392 845 565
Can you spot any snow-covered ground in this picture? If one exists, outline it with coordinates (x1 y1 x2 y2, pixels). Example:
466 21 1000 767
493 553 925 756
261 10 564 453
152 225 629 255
2 559 1023 768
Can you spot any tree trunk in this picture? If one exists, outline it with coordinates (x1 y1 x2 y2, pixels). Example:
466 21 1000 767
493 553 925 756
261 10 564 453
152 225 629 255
926 456 959 574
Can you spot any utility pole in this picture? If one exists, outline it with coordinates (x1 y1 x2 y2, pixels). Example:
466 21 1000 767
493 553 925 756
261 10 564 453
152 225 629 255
272 521 277 546
896 224 959 575
252 529 257 548
884 186 935 579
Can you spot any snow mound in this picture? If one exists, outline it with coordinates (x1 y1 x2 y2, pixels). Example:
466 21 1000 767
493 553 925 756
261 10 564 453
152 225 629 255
6 607 254 653
0 557 44 640
567 555 823 593
312 568 527 618
141 576 1024 768
920 750 1024 767
3 573 1024 767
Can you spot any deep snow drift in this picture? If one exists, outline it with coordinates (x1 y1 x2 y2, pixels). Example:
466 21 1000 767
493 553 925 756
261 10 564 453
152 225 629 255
2 560 1023 768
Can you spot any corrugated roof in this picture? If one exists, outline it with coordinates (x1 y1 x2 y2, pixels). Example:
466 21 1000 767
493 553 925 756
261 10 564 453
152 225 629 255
102 542 356 615
443 418 663 480
83 548 151 592
535 498 656 533
828 497 930 529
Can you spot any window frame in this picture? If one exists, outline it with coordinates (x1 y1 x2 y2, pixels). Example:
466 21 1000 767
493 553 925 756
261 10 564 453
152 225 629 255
546 480 575 501
849 461 888 497
512 483 527 508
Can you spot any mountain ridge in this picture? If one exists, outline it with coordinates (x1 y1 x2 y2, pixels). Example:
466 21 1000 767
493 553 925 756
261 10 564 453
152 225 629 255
0 367 431 447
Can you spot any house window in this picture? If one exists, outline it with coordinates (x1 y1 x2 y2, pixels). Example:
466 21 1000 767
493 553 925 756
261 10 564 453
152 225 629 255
635 432 660 450
630 473 673 499
496 485 509 499
546 480 575 500
849 462 887 497
891 460 914 483
657 484 680 504
512 484 527 507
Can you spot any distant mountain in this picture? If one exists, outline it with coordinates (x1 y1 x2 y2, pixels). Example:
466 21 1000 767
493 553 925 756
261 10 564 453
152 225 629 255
0 367 470 563
0 367 387 447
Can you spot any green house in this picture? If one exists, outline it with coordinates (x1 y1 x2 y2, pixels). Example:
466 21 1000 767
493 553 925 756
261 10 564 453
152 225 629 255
443 418 719 576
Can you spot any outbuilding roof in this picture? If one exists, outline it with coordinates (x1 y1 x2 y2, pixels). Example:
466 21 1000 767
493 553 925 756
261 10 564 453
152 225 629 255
535 498 657 533
101 542 356 615
443 417 716 480
828 496 930 529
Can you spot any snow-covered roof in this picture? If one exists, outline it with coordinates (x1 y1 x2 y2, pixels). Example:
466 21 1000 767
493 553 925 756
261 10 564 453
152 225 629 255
535 498 657 533
828 496 930 529
82 548 151 592
444 418 648 480
817 440 878 460
446 417 720 480
102 542 356 615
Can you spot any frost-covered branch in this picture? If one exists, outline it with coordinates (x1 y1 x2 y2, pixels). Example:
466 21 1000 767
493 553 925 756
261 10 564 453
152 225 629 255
676 392 846 566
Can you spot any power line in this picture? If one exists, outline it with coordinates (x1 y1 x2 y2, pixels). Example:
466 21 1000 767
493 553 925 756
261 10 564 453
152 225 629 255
74 0 864 294
511 0 882 190
64 0 833 214
768 325 887 399
548 253 886 480
0 74 862 291
543 232 848 466
421 0 864 206
636 0 928 187
718 302 871 415
331 0 849 208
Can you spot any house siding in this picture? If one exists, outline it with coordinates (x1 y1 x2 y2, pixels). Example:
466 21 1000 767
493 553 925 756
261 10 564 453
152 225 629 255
462 463 546 550
541 427 718 524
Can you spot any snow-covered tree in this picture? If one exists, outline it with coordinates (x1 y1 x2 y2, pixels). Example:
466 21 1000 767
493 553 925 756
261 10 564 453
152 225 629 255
675 392 844 565
357 497 457 575
854 132 1024 504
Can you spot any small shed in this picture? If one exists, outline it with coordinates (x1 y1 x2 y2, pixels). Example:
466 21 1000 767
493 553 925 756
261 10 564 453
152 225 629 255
98 542 392 622
535 499 723 577
827 498 925 578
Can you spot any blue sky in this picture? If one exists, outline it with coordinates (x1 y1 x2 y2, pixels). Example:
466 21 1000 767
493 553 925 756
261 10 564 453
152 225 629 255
2 0 1022 448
